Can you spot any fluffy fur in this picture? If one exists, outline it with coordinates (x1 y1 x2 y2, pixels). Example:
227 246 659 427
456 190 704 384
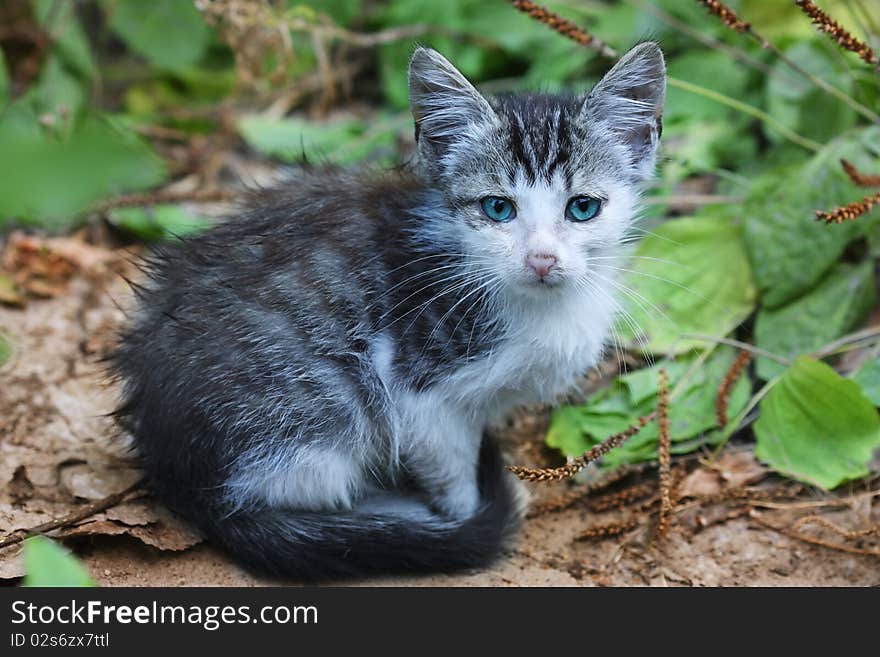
110 43 666 580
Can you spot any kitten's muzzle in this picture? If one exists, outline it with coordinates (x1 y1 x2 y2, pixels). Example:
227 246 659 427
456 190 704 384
526 252 558 281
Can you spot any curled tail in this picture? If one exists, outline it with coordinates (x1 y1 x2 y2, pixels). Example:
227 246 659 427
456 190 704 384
194 439 524 581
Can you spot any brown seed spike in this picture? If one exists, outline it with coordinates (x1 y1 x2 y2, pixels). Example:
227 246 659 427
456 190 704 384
795 0 878 67
841 160 880 187
656 369 673 537
697 0 752 33
815 192 880 224
508 412 656 482
716 350 752 428
508 0 618 58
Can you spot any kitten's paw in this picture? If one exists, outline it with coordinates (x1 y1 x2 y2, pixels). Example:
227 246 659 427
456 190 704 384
435 482 480 520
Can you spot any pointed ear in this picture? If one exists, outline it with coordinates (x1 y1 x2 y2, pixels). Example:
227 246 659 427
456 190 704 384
581 42 666 180
408 47 496 164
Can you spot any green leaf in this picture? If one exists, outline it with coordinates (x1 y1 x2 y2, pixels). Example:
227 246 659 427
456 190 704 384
34 0 95 79
23 536 95 587
106 0 211 72
617 214 756 354
765 41 855 144
743 127 880 307
0 48 8 104
0 333 11 367
666 51 751 125
109 205 211 242
754 357 880 489
853 358 880 407
754 261 876 379
547 348 751 468
0 108 167 228
238 114 403 165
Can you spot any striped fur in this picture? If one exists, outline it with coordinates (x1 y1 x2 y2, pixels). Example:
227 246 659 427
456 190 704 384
110 43 666 580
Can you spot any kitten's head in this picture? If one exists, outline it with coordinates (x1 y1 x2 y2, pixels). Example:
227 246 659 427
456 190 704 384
408 43 665 298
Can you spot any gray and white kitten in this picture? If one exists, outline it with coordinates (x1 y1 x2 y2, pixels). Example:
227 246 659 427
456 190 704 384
111 43 666 580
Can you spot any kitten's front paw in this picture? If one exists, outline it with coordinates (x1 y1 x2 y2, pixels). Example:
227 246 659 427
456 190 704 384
435 482 480 520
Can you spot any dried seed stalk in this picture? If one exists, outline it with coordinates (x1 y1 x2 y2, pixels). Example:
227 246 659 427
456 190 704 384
716 350 752 427
526 466 641 517
795 0 878 67
793 515 880 539
696 0 751 33
508 0 617 58
574 516 640 541
841 159 880 187
815 191 880 224
508 412 655 482
588 481 657 513
656 368 673 537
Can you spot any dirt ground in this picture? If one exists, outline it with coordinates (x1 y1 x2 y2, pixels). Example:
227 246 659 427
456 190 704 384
1 231 878 587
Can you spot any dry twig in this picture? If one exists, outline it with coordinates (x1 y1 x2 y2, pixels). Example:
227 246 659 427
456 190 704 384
750 510 880 557
716 350 752 427
0 481 144 550
792 515 880 539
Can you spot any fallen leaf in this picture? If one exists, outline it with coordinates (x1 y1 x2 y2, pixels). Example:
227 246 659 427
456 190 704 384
59 463 142 501
0 273 24 307
715 451 768 488
678 468 723 498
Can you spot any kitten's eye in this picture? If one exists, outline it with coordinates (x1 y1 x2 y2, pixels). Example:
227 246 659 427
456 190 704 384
566 196 602 222
480 196 516 223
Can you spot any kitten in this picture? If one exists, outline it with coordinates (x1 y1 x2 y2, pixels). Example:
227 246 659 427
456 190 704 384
110 43 666 580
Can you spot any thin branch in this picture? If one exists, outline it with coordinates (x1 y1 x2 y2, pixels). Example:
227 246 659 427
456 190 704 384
841 159 880 187
0 481 144 550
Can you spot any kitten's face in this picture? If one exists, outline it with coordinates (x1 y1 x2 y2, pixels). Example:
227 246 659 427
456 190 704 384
408 45 666 300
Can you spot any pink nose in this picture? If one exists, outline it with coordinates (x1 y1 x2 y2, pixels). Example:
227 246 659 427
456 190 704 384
526 252 558 279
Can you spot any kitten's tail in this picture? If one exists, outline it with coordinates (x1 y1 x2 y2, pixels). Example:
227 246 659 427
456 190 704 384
196 439 524 581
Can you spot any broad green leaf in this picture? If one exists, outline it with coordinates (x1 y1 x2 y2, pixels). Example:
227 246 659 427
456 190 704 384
853 359 880 407
765 41 855 144
109 205 212 242
743 127 880 307
754 357 880 489
0 109 166 228
666 51 751 125
23 536 95 587
547 348 751 468
617 214 756 354
238 114 403 165
754 261 876 379
34 0 95 79
106 0 211 72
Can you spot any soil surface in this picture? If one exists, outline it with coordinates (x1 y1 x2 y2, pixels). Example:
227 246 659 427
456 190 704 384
1 231 878 587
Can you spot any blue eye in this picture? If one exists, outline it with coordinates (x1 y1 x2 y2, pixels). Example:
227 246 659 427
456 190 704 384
480 196 516 222
566 196 602 222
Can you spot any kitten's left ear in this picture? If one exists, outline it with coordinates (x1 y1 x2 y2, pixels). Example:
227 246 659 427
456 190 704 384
581 42 666 180
408 47 496 166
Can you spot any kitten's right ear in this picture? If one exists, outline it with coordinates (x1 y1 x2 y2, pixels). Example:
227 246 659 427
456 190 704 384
581 42 666 181
408 48 496 165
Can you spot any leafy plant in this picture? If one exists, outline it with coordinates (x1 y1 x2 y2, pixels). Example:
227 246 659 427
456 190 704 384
22 536 95 587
